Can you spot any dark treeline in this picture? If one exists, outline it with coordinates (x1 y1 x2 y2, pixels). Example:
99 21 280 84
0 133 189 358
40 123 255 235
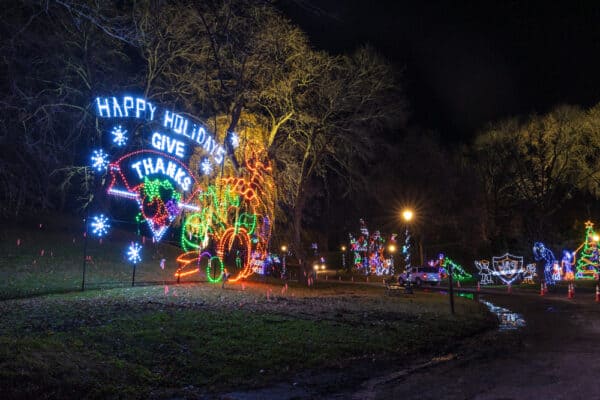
2 1 600 264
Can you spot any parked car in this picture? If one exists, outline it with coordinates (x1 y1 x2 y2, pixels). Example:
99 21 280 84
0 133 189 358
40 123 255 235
397 266 441 286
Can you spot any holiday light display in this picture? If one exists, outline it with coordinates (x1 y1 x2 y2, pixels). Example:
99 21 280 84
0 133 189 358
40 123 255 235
174 150 275 282
403 227 411 274
111 125 128 146
127 242 142 264
90 94 277 283
206 256 225 283
90 214 110 237
476 256 538 285
348 220 396 275
105 150 198 241
474 260 494 285
532 242 556 285
523 263 537 284
574 221 600 279
492 253 524 285
96 96 157 120
91 149 109 172
439 255 472 282
561 250 575 280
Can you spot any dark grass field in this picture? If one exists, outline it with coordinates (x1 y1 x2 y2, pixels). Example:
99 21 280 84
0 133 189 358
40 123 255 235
0 215 183 299
0 216 497 399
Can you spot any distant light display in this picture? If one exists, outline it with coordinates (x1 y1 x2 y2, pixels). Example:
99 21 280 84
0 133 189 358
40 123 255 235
127 242 142 264
492 253 524 285
111 125 128 146
440 255 472 282
533 242 555 285
90 214 110 237
475 260 494 285
575 221 600 279
91 149 109 172
347 219 396 276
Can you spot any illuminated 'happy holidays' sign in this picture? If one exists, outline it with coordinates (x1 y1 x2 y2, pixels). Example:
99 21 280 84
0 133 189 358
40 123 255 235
92 95 234 241
95 96 226 164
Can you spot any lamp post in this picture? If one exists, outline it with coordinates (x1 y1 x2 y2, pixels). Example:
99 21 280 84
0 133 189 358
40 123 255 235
281 245 287 279
402 209 414 294
341 245 347 271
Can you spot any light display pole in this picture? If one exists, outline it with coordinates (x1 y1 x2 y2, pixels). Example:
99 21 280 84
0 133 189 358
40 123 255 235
402 209 414 294
281 245 287 278
341 245 347 271
81 213 89 291
127 242 142 287
388 244 396 274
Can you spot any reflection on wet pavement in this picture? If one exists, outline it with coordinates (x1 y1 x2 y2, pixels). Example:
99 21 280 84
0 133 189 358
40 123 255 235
480 299 526 331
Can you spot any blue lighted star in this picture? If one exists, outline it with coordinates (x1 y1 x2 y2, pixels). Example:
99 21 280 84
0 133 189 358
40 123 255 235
91 214 110 237
127 242 142 264
91 149 109 172
111 125 128 146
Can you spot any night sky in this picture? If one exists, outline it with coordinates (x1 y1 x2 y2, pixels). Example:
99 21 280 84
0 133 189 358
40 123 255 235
281 0 600 142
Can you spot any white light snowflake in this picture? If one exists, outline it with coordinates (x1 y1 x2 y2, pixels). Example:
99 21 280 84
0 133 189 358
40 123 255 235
91 214 110 237
229 132 240 149
127 242 142 264
91 149 109 172
111 125 128 146
201 158 213 175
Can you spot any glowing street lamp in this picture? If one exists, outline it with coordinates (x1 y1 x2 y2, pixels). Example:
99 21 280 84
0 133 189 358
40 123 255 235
341 245 347 270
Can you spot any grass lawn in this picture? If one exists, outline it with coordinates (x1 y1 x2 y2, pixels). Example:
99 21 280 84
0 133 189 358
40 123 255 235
0 216 496 398
0 216 183 299
0 281 495 399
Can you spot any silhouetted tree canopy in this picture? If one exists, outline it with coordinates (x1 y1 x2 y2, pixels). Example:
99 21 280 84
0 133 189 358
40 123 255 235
0 0 405 258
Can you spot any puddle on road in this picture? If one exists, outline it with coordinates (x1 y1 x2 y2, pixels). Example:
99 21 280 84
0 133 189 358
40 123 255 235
480 300 526 331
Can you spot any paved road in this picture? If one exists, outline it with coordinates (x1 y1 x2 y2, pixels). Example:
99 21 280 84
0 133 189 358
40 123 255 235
362 289 600 400
220 285 600 400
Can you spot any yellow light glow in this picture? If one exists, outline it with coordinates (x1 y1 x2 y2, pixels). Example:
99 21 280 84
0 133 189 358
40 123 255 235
402 209 414 222
593 235 599 242
321 264 326 270
313 264 319 271
281 245 287 252
388 244 396 253
341 245 346 251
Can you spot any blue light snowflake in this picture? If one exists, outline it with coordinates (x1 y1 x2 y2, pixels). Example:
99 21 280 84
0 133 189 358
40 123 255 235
91 149 109 172
91 214 110 237
111 125 128 146
127 242 142 264
201 158 213 175
229 132 240 149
